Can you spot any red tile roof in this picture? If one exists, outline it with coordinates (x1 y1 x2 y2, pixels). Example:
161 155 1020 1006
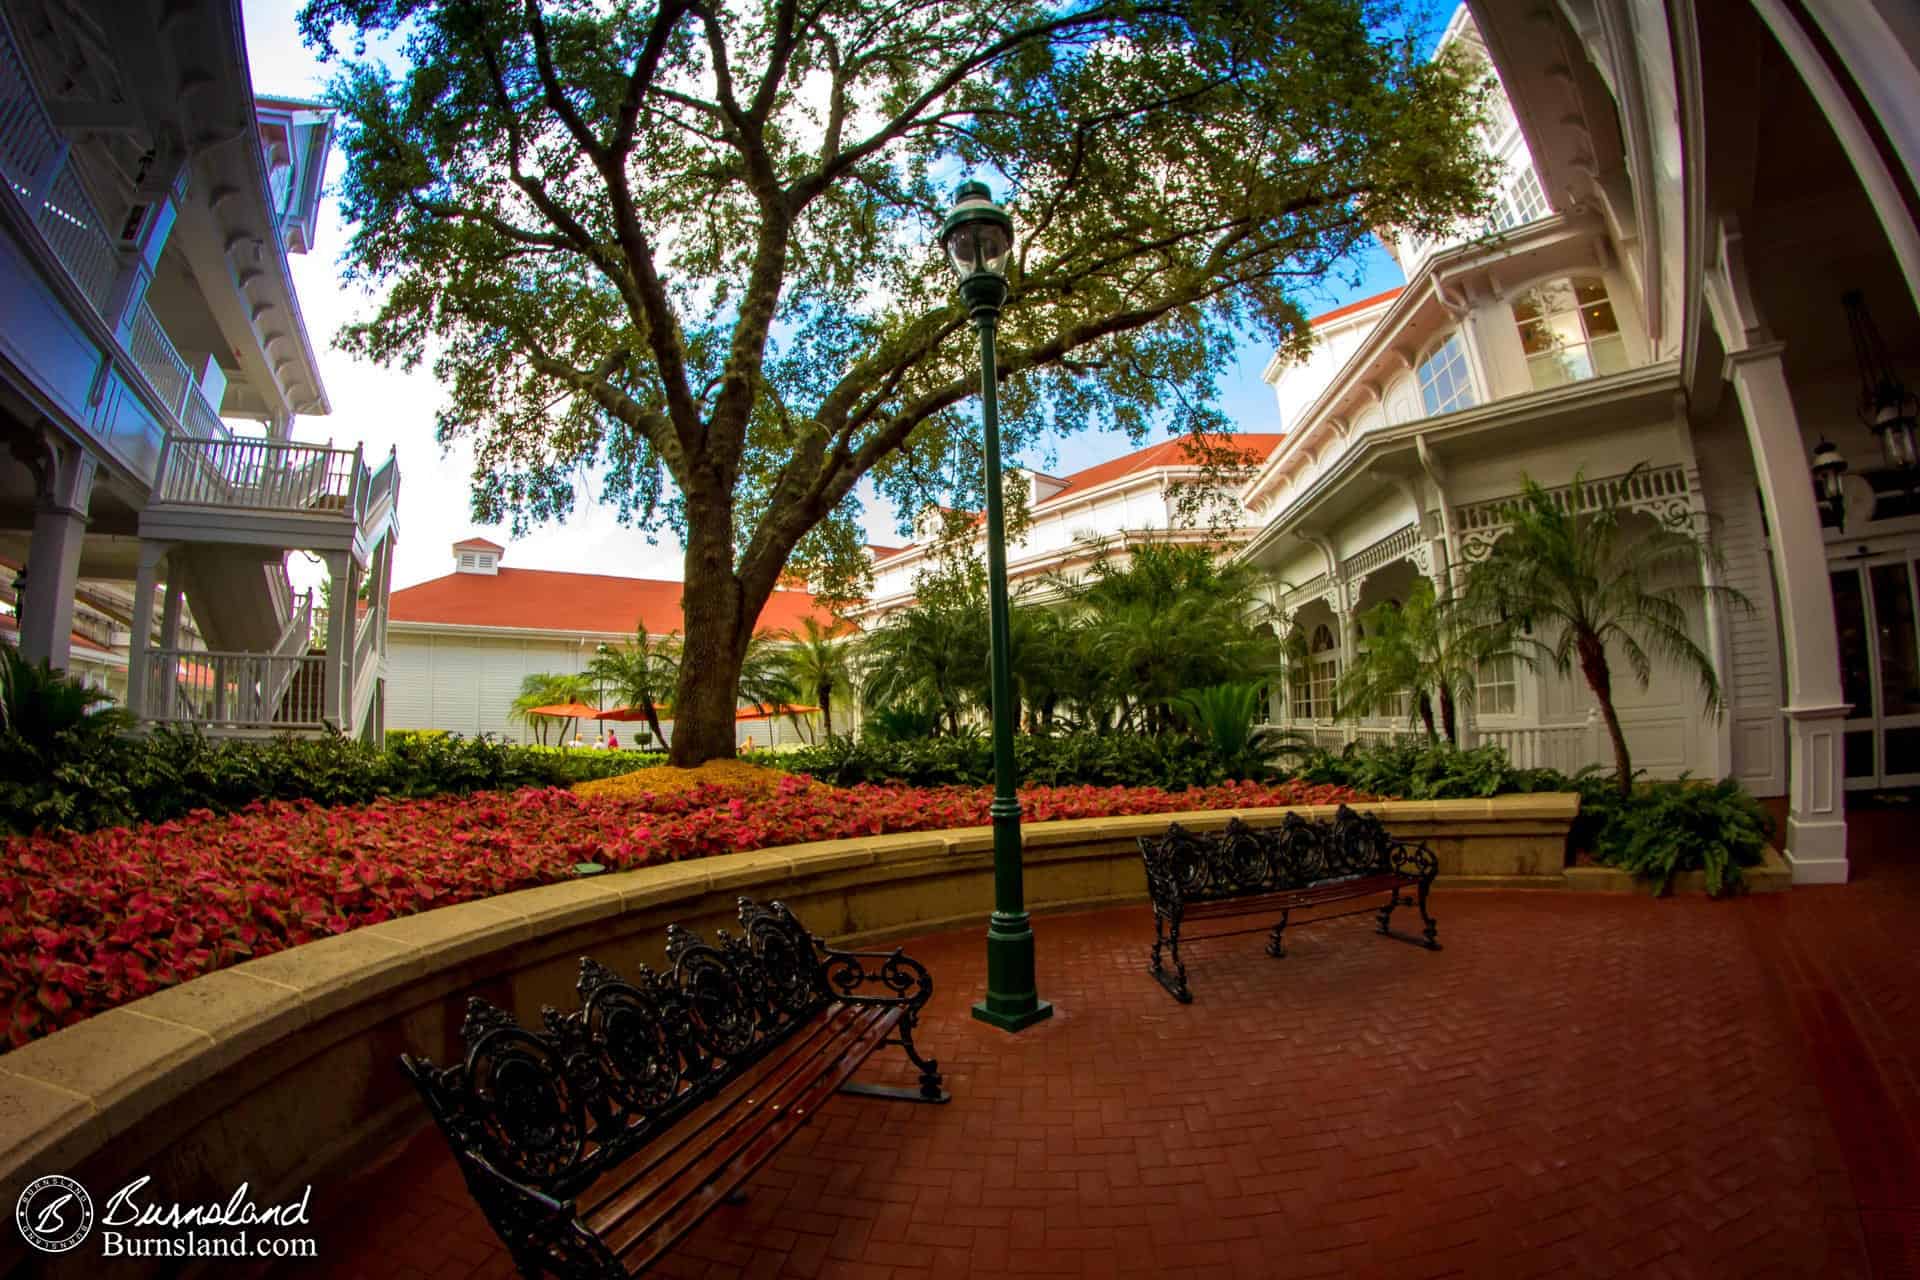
1308 287 1404 327
388 568 831 636
1034 433 1287 507
868 545 906 560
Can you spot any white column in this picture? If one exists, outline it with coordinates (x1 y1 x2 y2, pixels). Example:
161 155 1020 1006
323 552 351 728
17 439 96 670
1708 222 1848 883
125 543 166 719
1724 345 1848 881
157 573 184 716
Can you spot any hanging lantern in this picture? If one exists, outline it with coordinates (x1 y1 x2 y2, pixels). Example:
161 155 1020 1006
1844 290 1920 472
1810 438 1848 528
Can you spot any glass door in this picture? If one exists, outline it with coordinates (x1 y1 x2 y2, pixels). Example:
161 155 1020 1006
1833 557 1920 790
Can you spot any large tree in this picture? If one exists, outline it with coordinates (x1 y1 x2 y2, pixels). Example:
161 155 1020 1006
300 0 1494 764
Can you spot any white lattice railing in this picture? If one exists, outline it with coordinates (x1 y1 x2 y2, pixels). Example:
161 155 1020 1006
1455 464 1692 560
156 437 363 514
1340 523 1420 583
129 300 191 413
142 650 330 730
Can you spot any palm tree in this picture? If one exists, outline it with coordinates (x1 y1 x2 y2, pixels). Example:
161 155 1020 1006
1335 578 1490 743
508 672 593 745
737 630 802 735
1067 539 1275 733
861 593 986 738
588 628 681 747
1459 467 1749 796
778 617 854 739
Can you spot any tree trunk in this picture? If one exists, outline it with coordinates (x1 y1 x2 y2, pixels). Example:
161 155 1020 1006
821 685 834 739
669 507 751 767
1577 633 1633 797
1439 684 1458 745
1416 693 1437 741
642 696 666 751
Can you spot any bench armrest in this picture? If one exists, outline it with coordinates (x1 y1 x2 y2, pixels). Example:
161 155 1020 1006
1386 839 1439 883
820 945 935 1013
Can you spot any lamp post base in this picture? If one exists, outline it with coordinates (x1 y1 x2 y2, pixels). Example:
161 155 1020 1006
972 998 1054 1031
971 910 1054 1032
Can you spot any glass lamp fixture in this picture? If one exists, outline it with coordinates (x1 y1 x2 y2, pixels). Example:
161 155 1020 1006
1811 438 1848 527
939 181 1015 313
1844 290 1920 472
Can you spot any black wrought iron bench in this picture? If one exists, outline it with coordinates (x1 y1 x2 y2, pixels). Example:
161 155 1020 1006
1139 805 1440 1003
401 897 947 1278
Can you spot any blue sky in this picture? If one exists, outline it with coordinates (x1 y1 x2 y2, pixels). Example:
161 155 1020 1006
246 2 1414 589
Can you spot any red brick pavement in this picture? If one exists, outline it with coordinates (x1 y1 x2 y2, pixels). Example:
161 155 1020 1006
288 847 1920 1280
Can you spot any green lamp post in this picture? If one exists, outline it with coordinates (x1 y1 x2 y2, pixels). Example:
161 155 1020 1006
941 180 1053 1032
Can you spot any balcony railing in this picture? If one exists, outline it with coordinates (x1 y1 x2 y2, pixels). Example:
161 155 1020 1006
156 436 362 514
0 7 228 444
141 649 329 730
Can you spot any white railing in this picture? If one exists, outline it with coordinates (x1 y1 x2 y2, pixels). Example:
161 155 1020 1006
156 436 363 513
0 7 222 438
129 300 191 414
1469 721 1602 773
260 591 315 722
266 561 293 628
361 448 398 535
142 649 330 729
182 385 232 442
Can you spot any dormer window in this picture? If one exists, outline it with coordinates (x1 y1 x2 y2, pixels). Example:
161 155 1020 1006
1513 277 1626 389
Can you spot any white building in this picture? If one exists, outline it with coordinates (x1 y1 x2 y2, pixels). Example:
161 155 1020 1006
857 433 1286 616
385 539 834 748
1238 0 1920 885
0 1 399 739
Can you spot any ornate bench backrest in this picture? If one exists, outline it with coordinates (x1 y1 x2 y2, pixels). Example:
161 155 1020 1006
1138 806 1398 906
401 898 831 1196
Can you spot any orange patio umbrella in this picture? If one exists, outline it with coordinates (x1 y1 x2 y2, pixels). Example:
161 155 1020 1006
526 701 604 718
735 702 820 720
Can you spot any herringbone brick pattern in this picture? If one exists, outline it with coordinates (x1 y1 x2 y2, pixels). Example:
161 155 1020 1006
294 864 1920 1279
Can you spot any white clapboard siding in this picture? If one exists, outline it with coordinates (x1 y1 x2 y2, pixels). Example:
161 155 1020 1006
1693 406 1787 795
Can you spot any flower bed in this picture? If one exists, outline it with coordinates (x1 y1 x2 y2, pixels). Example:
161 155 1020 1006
0 777 1362 1048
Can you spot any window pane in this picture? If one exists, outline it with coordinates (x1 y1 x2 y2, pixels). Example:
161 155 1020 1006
1572 277 1609 306
1872 563 1920 715
1518 319 1555 356
1886 727 1920 776
1582 300 1620 337
1845 730 1875 779
1832 569 1873 714
1528 355 1570 391
1591 335 1630 375
1511 294 1543 323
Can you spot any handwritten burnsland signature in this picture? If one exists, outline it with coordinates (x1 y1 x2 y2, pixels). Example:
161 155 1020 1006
101 1177 312 1231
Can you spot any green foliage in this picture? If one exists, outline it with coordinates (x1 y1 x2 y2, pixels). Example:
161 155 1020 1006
1295 741 1569 800
777 617 856 739
1297 740 1772 895
1579 777 1773 896
1333 578 1494 742
587 628 681 747
300 0 1497 763
508 672 596 744
0 646 133 750
1171 682 1304 781
783 731 1233 791
0 728 661 837
1457 465 1750 795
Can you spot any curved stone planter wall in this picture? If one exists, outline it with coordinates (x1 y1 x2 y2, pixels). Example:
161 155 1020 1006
0 796 1576 1276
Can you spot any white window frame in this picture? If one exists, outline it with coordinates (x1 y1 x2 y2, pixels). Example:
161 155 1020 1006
1416 333 1477 417
1512 275 1629 391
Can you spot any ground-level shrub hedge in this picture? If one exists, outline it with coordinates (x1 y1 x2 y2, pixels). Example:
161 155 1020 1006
1297 740 1772 893
783 732 1237 790
0 729 661 836
0 776 1363 1047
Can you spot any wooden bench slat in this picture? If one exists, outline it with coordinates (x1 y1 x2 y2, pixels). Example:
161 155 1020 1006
401 899 948 1280
581 1002 896 1242
1138 808 1441 1001
602 1004 903 1272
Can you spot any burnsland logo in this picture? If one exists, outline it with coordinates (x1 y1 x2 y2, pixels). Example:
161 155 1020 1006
15 1175 94 1253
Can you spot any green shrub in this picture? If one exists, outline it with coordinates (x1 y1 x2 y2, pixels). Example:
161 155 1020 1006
1294 741 1570 799
0 727 662 837
1580 777 1772 895
783 731 1234 790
